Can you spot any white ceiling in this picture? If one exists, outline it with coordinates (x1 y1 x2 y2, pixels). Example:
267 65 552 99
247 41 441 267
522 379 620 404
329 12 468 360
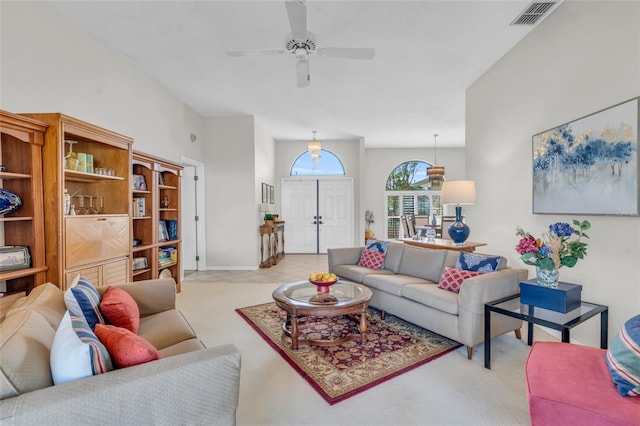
43 0 549 148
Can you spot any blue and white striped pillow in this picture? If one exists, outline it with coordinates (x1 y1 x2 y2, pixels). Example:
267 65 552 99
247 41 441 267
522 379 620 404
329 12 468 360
64 275 105 330
606 314 640 397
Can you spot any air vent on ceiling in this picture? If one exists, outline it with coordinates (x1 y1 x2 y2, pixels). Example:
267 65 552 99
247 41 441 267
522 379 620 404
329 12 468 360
511 2 557 26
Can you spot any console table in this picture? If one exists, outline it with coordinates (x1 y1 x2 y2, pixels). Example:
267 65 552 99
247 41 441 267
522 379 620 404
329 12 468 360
484 294 608 369
400 238 486 253
259 222 285 268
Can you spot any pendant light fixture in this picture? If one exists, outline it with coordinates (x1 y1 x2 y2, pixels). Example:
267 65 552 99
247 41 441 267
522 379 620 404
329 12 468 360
426 133 445 190
308 130 321 169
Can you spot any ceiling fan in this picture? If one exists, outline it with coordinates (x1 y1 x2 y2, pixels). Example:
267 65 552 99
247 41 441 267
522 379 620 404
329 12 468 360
226 1 375 88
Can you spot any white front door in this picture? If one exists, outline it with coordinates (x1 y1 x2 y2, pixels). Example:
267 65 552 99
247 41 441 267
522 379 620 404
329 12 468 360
318 179 353 253
283 177 353 253
282 179 318 253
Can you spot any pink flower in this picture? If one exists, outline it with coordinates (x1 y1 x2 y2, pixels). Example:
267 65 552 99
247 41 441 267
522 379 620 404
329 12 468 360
516 236 539 255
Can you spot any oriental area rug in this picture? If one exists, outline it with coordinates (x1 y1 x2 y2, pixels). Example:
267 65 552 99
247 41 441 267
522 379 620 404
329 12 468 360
236 302 460 405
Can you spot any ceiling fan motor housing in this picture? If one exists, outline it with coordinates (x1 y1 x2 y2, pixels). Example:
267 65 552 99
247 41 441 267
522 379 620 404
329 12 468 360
285 31 316 56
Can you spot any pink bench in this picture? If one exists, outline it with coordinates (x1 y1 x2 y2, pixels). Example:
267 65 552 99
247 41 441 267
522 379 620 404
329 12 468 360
525 341 640 425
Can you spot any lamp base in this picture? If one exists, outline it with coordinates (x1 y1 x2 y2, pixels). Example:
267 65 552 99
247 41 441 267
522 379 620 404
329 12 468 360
448 206 470 245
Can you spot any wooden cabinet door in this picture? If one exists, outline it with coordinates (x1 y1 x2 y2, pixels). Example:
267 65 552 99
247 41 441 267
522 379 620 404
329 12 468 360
65 266 100 291
102 258 128 286
65 215 129 268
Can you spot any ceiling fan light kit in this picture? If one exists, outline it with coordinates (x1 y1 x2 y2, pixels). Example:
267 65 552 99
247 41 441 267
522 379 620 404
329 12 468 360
308 130 321 169
226 1 375 88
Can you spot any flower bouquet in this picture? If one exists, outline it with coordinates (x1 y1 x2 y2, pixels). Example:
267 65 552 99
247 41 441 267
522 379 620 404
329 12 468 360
515 219 590 286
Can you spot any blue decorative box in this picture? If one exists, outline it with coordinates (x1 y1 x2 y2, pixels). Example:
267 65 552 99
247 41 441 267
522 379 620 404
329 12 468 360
519 279 582 313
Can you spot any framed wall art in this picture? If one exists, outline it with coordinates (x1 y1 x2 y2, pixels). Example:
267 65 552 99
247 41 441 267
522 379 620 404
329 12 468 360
532 97 639 216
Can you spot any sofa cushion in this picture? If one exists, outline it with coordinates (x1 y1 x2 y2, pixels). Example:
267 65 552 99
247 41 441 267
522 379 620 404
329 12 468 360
50 311 112 385
95 324 161 368
5 283 66 329
0 309 56 398
64 275 105 330
398 245 447 283
401 284 460 315
138 309 198 350
606 314 640 397
456 252 501 273
363 273 432 296
333 264 394 283
438 266 484 293
381 242 404 273
358 248 386 270
158 338 207 358
100 286 140 334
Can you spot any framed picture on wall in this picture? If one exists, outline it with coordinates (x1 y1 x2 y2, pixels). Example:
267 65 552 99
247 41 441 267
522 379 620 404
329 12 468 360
532 97 639 216
269 185 274 204
262 183 268 203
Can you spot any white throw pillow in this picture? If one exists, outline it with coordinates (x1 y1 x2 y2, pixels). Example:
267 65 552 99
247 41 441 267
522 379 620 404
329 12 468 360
50 311 112 385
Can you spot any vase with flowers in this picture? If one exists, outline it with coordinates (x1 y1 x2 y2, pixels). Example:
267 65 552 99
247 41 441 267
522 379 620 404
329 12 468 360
515 219 590 287
364 210 375 240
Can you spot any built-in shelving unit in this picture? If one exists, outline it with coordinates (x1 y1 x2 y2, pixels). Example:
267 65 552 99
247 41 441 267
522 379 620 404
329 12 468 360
132 151 182 291
0 111 48 296
22 113 133 290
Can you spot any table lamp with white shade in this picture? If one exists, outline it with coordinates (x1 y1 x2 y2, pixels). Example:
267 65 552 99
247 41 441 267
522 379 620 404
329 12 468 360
441 180 477 244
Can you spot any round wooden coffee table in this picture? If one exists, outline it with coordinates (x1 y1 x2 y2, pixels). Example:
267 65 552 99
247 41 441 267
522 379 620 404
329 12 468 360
272 280 372 350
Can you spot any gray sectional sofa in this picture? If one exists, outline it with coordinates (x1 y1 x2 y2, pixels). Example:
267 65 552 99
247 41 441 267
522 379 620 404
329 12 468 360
328 242 528 359
0 279 241 425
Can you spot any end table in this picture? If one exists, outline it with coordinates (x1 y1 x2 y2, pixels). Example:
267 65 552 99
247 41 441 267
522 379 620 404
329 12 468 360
484 294 608 369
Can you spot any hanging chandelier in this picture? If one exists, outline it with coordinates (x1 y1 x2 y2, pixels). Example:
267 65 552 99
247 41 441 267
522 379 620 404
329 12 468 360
308 130 321 169
426 133 445 190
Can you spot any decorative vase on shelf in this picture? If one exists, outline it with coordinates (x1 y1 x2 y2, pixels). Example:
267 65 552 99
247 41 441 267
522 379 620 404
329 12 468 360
0 188 22 215
536 266 559 287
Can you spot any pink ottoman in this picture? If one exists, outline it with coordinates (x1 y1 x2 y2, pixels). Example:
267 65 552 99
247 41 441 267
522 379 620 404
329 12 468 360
525 342 640 425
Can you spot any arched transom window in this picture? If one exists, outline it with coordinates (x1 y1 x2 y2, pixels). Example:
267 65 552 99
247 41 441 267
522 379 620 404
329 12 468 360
290 149 345 176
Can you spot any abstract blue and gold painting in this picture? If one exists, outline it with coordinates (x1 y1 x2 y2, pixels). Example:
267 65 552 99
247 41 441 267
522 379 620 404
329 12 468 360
533 97 639 216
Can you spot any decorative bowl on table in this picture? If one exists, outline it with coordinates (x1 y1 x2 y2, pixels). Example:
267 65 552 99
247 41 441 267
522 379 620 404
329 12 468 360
308 273 338 294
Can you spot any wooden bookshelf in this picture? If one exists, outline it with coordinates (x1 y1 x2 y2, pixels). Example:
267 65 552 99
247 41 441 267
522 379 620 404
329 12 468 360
132 151 182 291
22 113 133 290
0 111 48 294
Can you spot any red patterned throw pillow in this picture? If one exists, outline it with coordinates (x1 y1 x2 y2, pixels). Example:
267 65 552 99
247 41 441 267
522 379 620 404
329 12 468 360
358 248 386 270
95 324 161 368
438 266 484 293
100 286 140 334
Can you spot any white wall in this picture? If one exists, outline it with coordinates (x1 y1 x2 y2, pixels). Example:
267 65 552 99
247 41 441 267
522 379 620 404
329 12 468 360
0 1 204 162
467 1 640 343
205 116 258 268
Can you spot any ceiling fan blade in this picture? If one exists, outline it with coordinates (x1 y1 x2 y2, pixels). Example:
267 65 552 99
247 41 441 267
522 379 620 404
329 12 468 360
285 1 307 40
226 49 285 57
317 47 376 60
296 59 310 88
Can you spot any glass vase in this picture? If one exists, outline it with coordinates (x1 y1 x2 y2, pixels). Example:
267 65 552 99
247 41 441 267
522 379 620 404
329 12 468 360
536 266 559 287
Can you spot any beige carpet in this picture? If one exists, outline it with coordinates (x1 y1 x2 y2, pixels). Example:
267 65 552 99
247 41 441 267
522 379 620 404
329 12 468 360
237 302 460 404
178 254 554 425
